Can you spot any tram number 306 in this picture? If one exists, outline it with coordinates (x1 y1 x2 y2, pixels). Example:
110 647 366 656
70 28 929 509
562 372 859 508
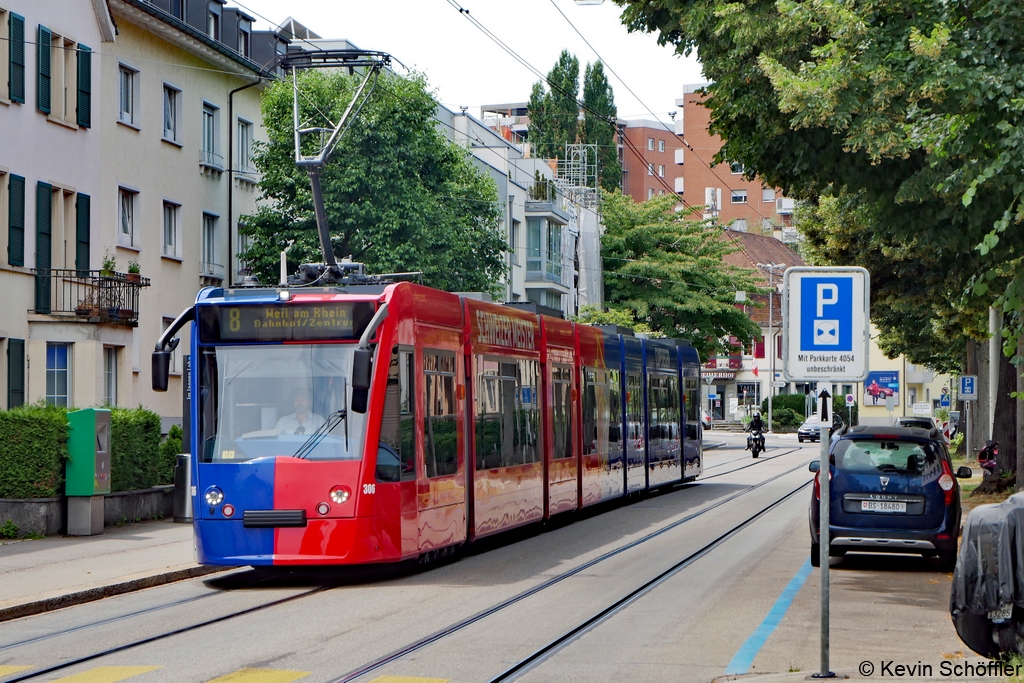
363 483 376 495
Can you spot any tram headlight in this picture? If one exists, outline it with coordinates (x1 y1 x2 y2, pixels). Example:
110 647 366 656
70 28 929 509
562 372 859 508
329 486 350 504
205 486 224 506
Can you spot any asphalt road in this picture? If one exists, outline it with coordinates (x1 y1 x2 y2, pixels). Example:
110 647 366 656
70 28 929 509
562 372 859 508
0 435 976 683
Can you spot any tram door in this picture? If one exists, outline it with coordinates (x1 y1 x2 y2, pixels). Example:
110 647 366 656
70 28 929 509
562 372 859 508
374 345 418 558
624 371 646 493
415 329 467 553
545 361 577 517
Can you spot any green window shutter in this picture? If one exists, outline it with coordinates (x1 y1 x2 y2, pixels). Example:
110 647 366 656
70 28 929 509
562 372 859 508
37 25 51 114
7 338 25 408
35 181 52 313
8 174 24 266
9 13 25 103
76 193 90 274
76 45 91 128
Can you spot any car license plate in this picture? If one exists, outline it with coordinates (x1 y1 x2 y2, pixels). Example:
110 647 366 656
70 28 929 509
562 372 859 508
989 604 1013 621
860 500 906 513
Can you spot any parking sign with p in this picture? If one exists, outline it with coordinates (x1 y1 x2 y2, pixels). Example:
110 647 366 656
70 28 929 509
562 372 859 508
784 267 870 382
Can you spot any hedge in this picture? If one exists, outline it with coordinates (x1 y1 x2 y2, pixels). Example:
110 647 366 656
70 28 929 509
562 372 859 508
0 404 70 498
761 393 859 426
0 404 174 498
110 407 163 492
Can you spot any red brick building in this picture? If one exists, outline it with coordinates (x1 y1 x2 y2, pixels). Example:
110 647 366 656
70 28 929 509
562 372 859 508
676 86 794 233
620 120 685 203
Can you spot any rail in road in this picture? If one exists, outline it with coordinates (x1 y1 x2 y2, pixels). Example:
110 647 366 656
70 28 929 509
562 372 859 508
0 448 812 683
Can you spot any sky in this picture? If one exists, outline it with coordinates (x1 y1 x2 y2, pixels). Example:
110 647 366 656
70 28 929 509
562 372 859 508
230 0 706 126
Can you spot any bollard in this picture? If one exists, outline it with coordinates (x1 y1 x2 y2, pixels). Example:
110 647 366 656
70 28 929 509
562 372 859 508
173 454 192 523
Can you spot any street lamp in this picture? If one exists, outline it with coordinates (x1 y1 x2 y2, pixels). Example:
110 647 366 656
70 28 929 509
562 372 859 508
756 262 785 432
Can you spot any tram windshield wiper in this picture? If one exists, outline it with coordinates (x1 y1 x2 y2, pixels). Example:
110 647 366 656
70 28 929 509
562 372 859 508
292 408 348 459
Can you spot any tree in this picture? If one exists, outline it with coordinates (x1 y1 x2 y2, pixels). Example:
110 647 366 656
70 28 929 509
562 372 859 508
601 191 764 359
614 0 1023 473
582 61 622 192
526 81 552 160
240 69 506 294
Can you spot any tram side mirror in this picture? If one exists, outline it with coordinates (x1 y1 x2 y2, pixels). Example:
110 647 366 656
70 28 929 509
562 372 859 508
808 460 820 473
152 351 171 392
351 348 373 414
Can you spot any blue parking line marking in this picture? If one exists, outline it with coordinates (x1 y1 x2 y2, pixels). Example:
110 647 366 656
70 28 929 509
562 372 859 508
724 558 813 675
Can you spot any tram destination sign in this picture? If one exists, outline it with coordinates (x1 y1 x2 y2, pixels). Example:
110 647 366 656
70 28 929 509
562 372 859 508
198 302 376 342
782 266 870 382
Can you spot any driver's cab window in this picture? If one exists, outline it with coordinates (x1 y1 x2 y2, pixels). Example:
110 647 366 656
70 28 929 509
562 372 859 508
377 346 415 482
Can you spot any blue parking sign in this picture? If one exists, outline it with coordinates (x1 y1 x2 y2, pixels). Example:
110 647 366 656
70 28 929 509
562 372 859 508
800 277 853 351
960 375 977 400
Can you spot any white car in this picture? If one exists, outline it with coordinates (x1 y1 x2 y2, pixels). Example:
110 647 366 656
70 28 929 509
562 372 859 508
700 409 712 429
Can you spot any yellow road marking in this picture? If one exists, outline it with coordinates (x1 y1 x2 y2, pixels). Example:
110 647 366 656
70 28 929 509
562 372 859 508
367 678 450 683
53 667 160 683
205 669 310 683
0 667 31 676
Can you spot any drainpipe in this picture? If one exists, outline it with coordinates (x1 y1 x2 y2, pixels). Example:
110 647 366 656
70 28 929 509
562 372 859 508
227 75 262 288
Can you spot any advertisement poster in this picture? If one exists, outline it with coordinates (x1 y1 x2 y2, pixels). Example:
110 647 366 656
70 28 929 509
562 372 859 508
864 371 900 406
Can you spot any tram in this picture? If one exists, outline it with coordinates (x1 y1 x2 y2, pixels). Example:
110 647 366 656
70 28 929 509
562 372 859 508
154 280 703 566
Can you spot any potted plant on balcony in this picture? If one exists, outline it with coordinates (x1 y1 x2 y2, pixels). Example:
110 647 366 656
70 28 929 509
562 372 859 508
75 292 95 317
126 260 141 283
100 250 117 277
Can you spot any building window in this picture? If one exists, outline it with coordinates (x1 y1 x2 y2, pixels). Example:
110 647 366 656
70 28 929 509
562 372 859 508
163 201 179 258
659 189 665 195
201 212 220 276
648 188 654 200
647 163 654 176
43 30 80 125
546 222 562 282
0 9 10 102
510 218 520 266
730 162 744 175
207 5 220 39
658 164 665 177
237 118 253 174
762 187 776 203
526 217 542 272
118 64 138 126
162 317 180 373
163 84 180 142
46 342 71 406
201 103 220 167
118 187 137 247
238 26 250 57
647 137 654 151
658 139 665 152
103 346 117 406
731 189 748 204
732 218 748 232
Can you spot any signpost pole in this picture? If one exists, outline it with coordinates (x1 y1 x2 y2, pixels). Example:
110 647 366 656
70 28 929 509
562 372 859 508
817 388 833 678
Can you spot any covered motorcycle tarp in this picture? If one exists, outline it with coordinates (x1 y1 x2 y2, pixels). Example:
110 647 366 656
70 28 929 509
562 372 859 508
950 493 1024 657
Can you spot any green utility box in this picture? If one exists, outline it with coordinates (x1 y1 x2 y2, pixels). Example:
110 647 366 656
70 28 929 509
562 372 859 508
66 408 111 535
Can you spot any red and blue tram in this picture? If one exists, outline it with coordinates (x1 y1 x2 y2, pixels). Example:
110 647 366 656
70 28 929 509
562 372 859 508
154 281 703 566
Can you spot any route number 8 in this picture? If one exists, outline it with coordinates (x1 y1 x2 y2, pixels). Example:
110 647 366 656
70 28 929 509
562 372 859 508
228 308 240 332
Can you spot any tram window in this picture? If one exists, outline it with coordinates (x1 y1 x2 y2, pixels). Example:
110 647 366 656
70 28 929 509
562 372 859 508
627 373 643 444
582 368 598 456
684 375 700 442
377 347 415 482
199 348 219 463
552 365 573 459
424 352 457 478
475 356 538 470
608 369 622 445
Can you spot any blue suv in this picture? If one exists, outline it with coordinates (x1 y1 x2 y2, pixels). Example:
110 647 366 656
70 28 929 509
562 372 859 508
808 425 971 570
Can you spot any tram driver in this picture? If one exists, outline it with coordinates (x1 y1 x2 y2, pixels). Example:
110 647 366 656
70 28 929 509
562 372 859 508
276 388 326 435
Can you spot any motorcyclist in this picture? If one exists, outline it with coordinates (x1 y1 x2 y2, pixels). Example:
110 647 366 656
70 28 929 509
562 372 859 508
746 412 765 451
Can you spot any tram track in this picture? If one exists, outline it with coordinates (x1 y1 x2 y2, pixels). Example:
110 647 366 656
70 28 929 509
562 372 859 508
327 456 813 683
487 479 812 682
1 451 811 683
701 447 802 480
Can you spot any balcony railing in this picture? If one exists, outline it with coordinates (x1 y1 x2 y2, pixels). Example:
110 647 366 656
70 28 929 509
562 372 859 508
33 269 151 327
200 149 224 169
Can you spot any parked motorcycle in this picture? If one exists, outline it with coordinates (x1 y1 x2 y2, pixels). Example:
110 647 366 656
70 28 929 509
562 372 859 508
978 440 999 475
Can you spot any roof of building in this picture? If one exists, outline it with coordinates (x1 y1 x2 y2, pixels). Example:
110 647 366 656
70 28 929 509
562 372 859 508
720 229 804 327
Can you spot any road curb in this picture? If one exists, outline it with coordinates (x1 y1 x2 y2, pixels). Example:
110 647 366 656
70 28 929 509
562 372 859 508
0 565 231 623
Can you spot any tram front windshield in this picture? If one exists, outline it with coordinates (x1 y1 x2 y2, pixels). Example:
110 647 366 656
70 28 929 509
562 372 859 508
198 344 366 463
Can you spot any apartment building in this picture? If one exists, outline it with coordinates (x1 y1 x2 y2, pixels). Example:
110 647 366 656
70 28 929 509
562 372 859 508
676 85 795 237
619 119 685 204
0 0 278 427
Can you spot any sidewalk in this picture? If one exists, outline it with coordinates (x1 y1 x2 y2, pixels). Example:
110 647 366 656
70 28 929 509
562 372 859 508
0 519 224 622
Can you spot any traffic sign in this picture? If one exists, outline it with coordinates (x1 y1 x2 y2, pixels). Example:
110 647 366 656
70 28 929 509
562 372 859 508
772 381 787 388
783 267 870 382
708 392 717 400
845 394 855 407
960 375 978 401
940 394 950 408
